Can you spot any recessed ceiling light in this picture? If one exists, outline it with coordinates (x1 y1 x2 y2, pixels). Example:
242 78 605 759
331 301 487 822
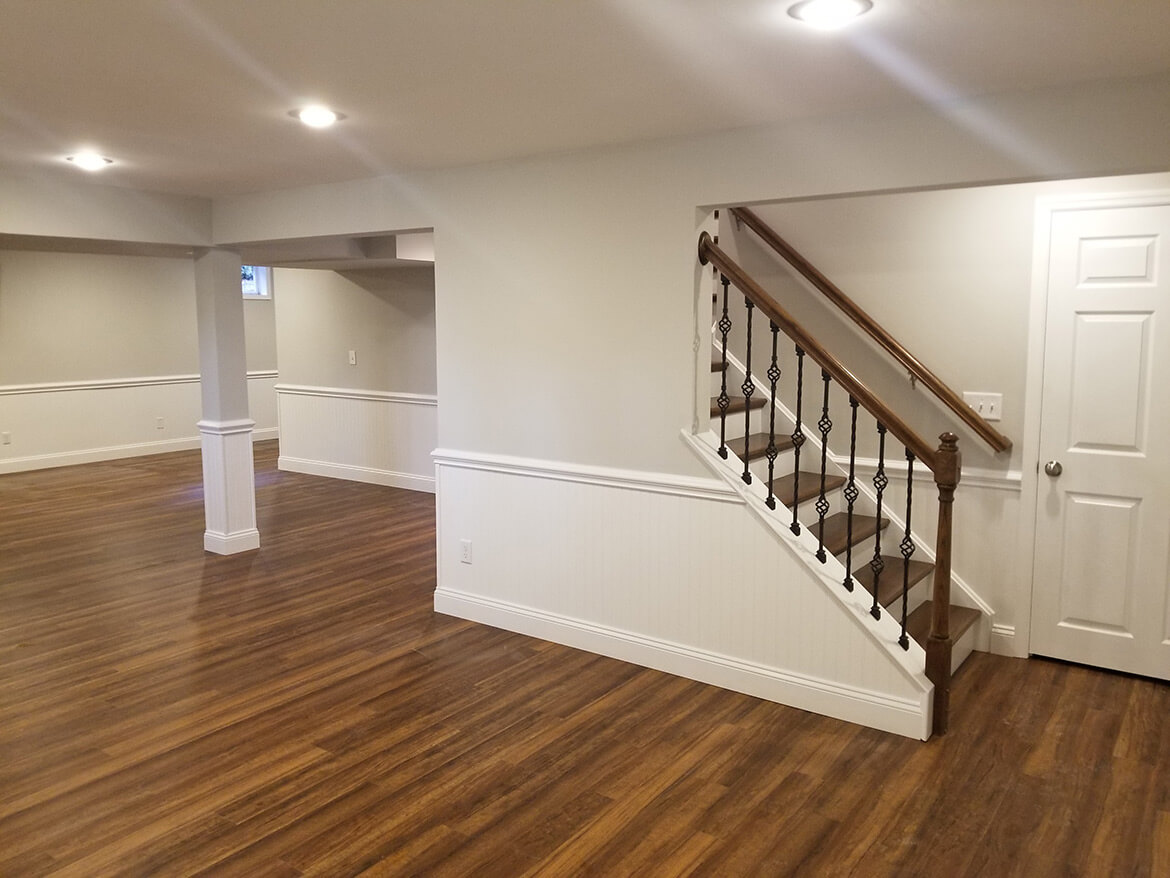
788 0 873 29
65 151 113 171
291 105 345 128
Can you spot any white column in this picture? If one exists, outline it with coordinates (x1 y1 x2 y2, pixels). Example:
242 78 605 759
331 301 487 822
194 248 259 554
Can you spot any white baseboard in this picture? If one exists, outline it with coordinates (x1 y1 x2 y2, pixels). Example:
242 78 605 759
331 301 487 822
0 430 279 475
990 623 1021 657
0 437 202 474
435 586 931 740
204 528 261 555
279 455 436 493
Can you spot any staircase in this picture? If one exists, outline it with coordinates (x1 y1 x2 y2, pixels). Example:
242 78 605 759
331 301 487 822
707 370 981 671
694 211 1007 736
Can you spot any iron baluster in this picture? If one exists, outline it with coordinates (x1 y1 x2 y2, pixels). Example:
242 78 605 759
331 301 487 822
814 370 833 563
899 451 916 650
841 398 860 592
869 424 888 621
789 346 806 535
716 275 732 459
741 297 755 484
765 324 781 510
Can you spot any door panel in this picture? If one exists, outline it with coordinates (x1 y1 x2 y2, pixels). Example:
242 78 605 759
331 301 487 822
1058 492 1137 634
1069 313 1150 452
1031 203 1170 680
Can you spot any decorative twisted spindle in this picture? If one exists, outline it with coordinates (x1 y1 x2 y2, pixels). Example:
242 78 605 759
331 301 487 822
765 324 782 510
899 450 916 650
841 398 860 592
869 424 888 621
716 275 732 459
789 346 806 536
741 297 755 485
815 370 833 563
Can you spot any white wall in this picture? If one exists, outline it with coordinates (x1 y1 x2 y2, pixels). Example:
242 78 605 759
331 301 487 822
272 266 437 492
0 250 277 473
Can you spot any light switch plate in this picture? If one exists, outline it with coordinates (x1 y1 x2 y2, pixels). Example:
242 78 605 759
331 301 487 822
962 392 1002 422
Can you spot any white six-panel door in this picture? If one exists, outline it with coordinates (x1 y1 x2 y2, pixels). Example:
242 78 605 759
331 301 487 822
1030 203 1170 680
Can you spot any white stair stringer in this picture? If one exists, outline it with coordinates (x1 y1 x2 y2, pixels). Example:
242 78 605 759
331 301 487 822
682 428 934 738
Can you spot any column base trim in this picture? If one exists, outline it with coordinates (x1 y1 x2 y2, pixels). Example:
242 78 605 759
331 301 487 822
204 528 260 555
198 418 256 436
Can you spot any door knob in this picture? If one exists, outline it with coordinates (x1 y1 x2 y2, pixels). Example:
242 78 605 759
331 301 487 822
1044 460 1063 477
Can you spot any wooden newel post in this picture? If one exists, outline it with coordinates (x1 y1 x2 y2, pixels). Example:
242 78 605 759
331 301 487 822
927 432 961 736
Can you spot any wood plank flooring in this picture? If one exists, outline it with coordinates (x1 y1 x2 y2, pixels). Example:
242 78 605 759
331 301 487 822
1 442 1168 876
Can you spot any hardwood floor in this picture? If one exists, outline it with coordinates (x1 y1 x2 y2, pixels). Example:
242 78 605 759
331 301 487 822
1 442 1167 876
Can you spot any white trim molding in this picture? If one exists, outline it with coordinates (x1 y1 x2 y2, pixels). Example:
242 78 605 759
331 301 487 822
431 448 740 504
0 370 279 396
278 456 436 493
197 417 258 436
990 623 1017 656
275 383 437 406
435 587 930 740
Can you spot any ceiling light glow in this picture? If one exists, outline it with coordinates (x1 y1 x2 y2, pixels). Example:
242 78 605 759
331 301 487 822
788 0 873 30
295 105 341 128
65 151 113 171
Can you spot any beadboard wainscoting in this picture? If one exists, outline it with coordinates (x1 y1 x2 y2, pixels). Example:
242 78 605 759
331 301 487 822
198 417 260 554
276 384 437 493
433 449 933 739
0 372 278 473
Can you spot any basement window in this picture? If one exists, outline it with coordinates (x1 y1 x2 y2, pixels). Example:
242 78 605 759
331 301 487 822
242 265 272 299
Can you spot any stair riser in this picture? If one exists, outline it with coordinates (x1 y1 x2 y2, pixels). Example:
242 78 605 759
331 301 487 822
950 620 978 673
759 466 880 524
856 577 929 623
708 409 766 440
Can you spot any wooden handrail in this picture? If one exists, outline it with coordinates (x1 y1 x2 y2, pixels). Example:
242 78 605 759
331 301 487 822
729 206 1012 455
699 231 941 474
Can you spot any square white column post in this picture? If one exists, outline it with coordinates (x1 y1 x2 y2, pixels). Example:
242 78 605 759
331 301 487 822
194 248 259 554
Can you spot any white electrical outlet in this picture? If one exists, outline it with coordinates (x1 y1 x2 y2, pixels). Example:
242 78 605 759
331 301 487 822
1 432 10 445
348 350 357 365
156 417 165 430
460 539 473 564
962 392 1003 422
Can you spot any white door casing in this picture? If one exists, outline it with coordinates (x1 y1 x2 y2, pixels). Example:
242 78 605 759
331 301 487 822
1029 202 1170 680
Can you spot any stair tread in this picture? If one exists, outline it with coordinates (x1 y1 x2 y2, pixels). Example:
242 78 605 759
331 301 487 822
711 356 728 372
710 395 767 417
905 601 981 647
770 471 846 508
725 433 795 462
812 512 888 557
853 555 935 607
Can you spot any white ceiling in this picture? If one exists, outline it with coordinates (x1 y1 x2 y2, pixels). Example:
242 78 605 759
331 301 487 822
2 0 1169 199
